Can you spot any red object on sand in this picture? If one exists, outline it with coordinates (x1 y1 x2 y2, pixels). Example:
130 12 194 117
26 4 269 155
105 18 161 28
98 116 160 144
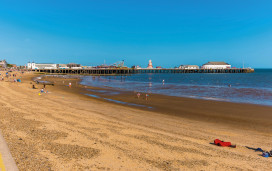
214 139 232 147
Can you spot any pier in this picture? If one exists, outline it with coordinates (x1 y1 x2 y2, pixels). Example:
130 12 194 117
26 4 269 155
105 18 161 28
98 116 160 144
32 68 254 75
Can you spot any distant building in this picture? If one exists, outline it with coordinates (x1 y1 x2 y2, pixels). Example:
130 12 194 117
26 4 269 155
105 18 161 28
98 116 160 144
147 60 153 69
202 62 231 69
27 62 58 69
9 64 17 68
178 65 199 69
0 60 7 68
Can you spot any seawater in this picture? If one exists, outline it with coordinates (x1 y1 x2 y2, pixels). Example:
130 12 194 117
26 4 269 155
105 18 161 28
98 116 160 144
80 69 272 106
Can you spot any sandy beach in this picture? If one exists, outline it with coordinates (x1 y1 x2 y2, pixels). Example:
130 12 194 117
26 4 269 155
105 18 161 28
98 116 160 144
0 71 272 170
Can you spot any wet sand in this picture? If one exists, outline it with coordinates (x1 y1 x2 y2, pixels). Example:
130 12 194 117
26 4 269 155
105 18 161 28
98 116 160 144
0 72 272 170
45 75 272 134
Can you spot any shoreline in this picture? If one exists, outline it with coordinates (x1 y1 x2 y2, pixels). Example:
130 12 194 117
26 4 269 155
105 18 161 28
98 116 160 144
41 74 272 134
0 72 272 170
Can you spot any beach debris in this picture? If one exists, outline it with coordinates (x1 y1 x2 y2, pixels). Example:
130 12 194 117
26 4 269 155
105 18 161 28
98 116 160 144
255 148 264 152
213 139 236 148
262 152 270 158
262 150 272 158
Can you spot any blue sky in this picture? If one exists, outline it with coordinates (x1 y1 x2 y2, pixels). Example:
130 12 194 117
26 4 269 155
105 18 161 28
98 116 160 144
0 0 272 68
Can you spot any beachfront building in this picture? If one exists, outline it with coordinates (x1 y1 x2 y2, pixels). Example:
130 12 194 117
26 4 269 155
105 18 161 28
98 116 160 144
0 60 7 68
27 62 59 69
202 62 231 69
9 64 17 69
178 65 199 69
147 60 153 69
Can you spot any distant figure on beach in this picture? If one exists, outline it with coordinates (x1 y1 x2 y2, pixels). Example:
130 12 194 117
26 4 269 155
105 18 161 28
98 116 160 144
69 82 72 88
228 84 231 87
41 88 44 93
137 92 141 99
162 80 165 86
145 94 149 100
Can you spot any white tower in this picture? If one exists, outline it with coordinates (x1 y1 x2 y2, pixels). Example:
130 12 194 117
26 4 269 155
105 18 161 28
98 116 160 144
147 60 153 69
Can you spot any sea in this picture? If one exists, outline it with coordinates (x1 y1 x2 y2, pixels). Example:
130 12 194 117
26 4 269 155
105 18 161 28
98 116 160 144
80 69 272 106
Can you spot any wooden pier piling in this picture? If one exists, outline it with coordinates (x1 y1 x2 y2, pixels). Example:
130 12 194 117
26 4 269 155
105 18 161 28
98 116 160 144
31 68 254 75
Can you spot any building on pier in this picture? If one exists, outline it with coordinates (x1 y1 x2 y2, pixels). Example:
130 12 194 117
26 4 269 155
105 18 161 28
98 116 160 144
178 65 199 69
67 63 81 68
202 62 231 69
27 62 58 69
58 64 69 69
131 65 142 69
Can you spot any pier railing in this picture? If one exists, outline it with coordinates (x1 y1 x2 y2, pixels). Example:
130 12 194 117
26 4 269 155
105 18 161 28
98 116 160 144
31 68 255 75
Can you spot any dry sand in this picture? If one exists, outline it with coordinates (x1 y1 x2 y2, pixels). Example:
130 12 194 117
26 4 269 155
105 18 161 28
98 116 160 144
0 71 272 170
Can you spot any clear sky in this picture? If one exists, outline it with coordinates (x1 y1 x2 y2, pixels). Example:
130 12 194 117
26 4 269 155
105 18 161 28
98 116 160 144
0 0 272 68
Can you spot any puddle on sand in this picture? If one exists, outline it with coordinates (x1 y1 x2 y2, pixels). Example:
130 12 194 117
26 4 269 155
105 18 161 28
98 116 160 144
84 94 153 109
85 94 100 98
37 80 52 84
87 89 120 95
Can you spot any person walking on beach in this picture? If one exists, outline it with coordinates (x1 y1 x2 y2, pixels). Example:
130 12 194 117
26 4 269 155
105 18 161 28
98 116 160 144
69 82 72 88
137 92 141 99
145 93 149 100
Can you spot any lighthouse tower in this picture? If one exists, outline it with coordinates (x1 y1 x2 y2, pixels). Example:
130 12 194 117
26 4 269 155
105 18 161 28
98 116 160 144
147 60 153 69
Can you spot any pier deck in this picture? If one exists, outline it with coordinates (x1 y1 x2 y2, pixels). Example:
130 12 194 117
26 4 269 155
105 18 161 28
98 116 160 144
32 68 254 75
